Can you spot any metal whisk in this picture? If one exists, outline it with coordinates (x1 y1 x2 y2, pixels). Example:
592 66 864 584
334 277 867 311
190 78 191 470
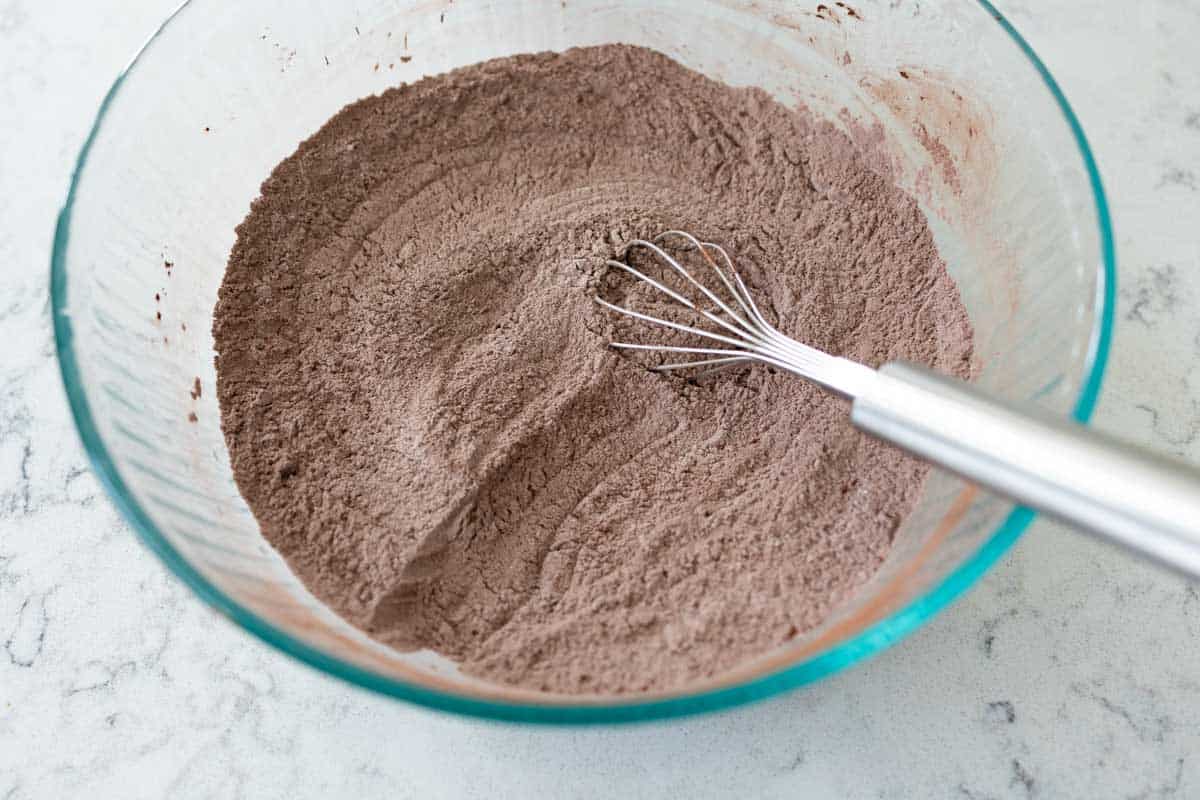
596 231 1200 577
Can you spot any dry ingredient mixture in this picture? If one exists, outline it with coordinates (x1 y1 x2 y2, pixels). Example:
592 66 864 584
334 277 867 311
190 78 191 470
214 45 973 694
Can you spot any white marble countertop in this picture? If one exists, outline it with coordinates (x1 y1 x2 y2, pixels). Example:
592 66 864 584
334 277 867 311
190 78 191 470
3 1 1200 797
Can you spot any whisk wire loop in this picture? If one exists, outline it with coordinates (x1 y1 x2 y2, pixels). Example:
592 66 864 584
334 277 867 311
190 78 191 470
596 230 871 396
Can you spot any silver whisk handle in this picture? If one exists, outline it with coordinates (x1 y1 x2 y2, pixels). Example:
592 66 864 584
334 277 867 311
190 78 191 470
852 361 1200 577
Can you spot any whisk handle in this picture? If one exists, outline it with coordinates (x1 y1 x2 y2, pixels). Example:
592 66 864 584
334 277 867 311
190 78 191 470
851 361 1200 577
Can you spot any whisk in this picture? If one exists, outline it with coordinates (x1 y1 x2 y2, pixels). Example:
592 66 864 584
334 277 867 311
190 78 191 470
596 231 1200 576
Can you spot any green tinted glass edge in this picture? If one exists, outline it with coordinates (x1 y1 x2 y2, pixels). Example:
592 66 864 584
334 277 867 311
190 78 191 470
51 0 1114 725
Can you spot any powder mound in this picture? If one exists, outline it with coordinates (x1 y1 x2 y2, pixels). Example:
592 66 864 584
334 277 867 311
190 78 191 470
214 45 973 694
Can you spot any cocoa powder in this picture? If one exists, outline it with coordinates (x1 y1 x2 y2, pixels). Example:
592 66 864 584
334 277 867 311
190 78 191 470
214 45 973 694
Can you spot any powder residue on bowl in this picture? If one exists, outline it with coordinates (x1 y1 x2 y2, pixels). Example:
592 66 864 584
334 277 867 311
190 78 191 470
213 45 973 694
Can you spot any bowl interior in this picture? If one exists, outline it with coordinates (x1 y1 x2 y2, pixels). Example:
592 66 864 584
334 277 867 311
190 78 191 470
53 0 1111 722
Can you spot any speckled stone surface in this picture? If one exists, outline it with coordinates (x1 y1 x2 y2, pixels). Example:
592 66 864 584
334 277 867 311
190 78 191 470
2 1 1199 797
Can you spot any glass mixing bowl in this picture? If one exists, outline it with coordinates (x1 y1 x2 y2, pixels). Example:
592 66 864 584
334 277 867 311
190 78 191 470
52 0 1113 723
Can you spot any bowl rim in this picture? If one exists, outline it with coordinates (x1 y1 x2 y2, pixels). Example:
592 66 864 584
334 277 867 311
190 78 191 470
50 0 1115 724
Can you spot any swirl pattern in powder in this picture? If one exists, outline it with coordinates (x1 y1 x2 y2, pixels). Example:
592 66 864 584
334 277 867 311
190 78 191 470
214 45 973 694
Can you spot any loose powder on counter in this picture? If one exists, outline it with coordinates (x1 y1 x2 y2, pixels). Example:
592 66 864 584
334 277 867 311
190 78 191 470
214 45 974 695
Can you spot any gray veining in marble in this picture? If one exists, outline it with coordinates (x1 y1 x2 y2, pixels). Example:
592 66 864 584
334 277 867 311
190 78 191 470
2 0 1200 797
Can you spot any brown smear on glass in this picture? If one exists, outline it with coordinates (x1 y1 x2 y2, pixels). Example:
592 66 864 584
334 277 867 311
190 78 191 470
213 45 974 695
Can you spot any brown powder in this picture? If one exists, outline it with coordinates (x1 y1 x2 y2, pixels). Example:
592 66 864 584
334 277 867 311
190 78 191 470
213 45 973 695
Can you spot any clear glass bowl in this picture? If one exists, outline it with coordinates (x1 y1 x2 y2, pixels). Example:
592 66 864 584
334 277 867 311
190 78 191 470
52 0 1113 723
